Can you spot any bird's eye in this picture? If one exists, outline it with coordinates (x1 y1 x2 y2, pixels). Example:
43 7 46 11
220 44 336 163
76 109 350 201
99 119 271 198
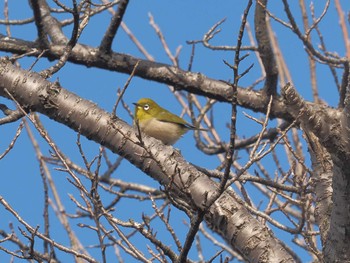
143 104 150 111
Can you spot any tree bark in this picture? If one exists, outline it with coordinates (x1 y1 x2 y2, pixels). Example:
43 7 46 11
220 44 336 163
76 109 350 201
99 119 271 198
0 58 296 262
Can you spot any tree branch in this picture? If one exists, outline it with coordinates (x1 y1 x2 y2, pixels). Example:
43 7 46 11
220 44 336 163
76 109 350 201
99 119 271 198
0 34 294 121
254 0 278 96
0 58 296 262
29 0 67 45
99 0 130 53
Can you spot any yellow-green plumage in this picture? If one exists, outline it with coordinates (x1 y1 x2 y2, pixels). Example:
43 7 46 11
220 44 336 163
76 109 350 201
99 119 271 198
133 98 198 145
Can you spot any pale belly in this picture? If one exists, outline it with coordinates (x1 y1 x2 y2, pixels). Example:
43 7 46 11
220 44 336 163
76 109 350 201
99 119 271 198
138 118 187 145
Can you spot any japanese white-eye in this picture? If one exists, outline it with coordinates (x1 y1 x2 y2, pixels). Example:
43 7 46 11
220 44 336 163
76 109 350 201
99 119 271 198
133 98 204 145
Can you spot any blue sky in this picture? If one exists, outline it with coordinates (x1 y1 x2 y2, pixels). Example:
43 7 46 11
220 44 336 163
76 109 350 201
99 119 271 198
1 1 349 262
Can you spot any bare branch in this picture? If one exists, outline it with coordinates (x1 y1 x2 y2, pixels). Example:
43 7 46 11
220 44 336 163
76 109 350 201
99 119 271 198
255 0 278 96
99 0 130 53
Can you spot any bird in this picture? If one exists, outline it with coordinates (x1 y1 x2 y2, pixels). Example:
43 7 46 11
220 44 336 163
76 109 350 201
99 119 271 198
133 98 205 145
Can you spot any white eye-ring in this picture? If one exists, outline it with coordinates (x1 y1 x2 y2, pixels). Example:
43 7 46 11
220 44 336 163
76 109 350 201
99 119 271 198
143 104 150 111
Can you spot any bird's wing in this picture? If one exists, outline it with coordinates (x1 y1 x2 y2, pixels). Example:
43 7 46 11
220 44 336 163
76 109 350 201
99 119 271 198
156 110 195 128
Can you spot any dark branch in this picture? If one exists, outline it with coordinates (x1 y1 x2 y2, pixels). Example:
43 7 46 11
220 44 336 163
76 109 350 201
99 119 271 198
99 0 130 53
254 0 278 96
0 104 24 124
29 0 49 47
0 34 295 121
29 0 67 45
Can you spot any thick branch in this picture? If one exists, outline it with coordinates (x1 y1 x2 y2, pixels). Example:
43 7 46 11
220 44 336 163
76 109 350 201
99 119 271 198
341 64 350 149
0 58 296 263
324 162 350 262
305 131 333 245
281 83 346 160
0 34 293 121
282 83 350 262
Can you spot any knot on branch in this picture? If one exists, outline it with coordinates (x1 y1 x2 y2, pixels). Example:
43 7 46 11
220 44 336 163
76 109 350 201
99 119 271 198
281 83 304 108
39 81 61 110
281 83 333 139
282 83 350 170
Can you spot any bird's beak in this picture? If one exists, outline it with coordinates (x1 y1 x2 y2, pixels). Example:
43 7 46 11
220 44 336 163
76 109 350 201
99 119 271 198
133 102 139 106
